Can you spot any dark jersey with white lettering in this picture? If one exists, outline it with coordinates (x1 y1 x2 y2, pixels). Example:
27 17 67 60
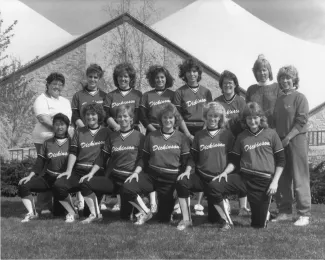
191 129 234 180
103 89 142 125
143 129 190 174
215 94 246 137
34 137 70 176
139 89 175 128
232 128 283 178
173 85 212 123
71 126 111 172
71 88 107 125
101 130 145 177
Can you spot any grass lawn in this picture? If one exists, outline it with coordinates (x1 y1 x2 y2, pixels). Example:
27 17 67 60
1 197 325 259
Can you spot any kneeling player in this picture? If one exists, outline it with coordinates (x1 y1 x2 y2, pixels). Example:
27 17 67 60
79 105 145 223
122 103 191 225
176 102 236 230
208 102 285 230
18 113 70 222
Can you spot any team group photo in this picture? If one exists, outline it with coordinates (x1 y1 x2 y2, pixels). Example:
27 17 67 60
1 0 325 259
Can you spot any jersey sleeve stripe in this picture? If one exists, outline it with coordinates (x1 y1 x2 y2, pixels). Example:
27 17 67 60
71 107 79 110
274 148 284 154
71 144 78 147
38 154 46 159
181 151 190 155
191 147 199 152
230 151 240 156
142 149 150 154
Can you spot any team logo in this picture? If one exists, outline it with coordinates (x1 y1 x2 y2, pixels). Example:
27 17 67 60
244 141 270 151
112 100 135 108
152 144 180 151
48 151 68 158
149 100 170 107
200 143 225 151
186 99 206 107
112 145 135 152
80 141 105 148
226 109 239 115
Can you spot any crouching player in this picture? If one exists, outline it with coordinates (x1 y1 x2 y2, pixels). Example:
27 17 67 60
176 102 236 230
208 102 285 230
79 105 145 223
122 103 191 225
52 104 111 223
18 113 70 222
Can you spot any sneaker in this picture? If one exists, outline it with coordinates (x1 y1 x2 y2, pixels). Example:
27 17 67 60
294 216 309 226
271 213 293 222
21 212 39 223
81 213 103 224
238 207 250 217
75 201 84 211
150 204 158 214
100 204 108 210
134 211 153 225
65 213 79 223
219 222 232 232
177 220 193 231
110 203 120 212
194 203 204 215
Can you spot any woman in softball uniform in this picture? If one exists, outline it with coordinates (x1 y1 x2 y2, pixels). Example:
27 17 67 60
52 103 111 223
272 65 311 226
139 65 175 213
246 54 281 128
208 102 285 231
122 103 191 225
215 70 250 216
19 113 70 222
176 102 235 230
78 105 145 223
173 58 212 216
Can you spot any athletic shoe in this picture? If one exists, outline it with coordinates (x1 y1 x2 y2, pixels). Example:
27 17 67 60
100 204 108 210
81 213 103 224
134 211 153 225
238 207 250 217
110 203 120 212
21 212 39 223
271 213 293 222
75 201 84 211
294 216 309 226
219 222 232 232
150 204 158 214
65 213 79 223
177 220 193 231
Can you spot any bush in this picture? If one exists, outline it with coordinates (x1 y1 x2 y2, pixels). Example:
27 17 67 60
310 161 325 204
1 157 35 197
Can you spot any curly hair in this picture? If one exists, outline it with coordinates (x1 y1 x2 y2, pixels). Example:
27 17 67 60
203 102 228 129
252 54 273 82
46 72 65 86
218 70 240 95
178 58 203 83
115 104 134 121
113 63 136 89
156 103 182 128
241 102 268 129
86 64 104 79
82 103 106 125
145 65 174 89
277 65 300 89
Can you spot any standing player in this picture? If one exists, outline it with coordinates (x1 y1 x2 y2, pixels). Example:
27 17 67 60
246 54 281 128
272 65 311 226
215 70 250 215
122 103 191 225
173 58 213 216
139 65 175 213
71 64 107 210
208 102 285 230
78 105 145 223
52 103 111 223
176 102 235 230
18 113 70 222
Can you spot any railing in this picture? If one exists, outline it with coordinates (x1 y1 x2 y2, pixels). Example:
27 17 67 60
308 131 325 146
8 147 37 161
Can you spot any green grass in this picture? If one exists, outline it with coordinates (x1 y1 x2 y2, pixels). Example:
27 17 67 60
1 197 325 259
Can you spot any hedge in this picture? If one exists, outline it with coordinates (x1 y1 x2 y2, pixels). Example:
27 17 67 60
1 158 325 204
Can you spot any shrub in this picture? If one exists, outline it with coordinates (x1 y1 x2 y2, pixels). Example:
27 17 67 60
1 157 35 197
310 161 325 204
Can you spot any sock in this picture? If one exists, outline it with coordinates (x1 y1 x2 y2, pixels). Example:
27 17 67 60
59 195 76 215
149 192 156 206
129 195 150 214
84 193 100 217
22 195 35 214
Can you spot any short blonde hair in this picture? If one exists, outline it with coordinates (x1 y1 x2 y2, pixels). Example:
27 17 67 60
241 102 268 129
203 102 228 129
277 65 299 89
